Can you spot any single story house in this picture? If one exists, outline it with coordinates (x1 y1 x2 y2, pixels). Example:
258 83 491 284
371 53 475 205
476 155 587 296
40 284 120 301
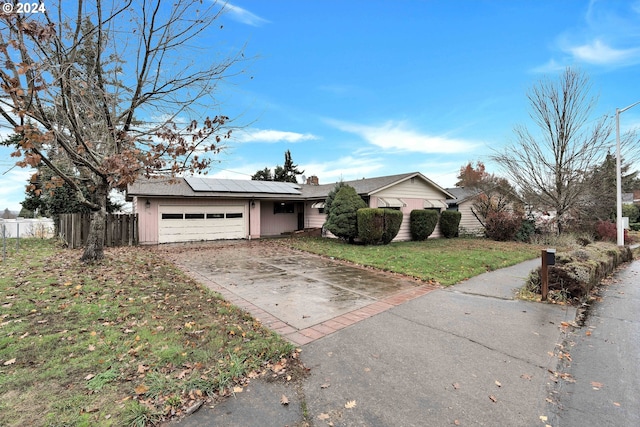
127 172 455 244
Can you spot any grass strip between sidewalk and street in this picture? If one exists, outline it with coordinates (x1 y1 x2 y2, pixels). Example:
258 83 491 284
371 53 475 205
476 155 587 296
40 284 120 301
0 239 296 427
284 237 540 286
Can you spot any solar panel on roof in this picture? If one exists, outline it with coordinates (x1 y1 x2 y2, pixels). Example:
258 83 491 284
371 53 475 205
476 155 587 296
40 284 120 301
184 177 301 194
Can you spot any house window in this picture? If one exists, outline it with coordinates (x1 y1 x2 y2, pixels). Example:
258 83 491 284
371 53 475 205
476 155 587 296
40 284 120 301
226 213 243 219
207 213 224 219
274 202 295 214
318 208 325 214
161 213 183 220
185 213 205 219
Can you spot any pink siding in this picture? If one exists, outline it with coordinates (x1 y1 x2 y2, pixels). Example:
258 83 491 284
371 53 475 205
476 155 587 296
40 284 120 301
260 201 299 236
249 200 261 239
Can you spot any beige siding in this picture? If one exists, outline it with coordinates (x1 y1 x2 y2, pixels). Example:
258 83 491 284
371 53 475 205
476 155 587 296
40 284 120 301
304 201 327 229
457 200 485 236
374 177 445 200
370 178 449 241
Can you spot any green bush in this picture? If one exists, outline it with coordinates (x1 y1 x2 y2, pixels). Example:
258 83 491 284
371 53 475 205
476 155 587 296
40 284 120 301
324 185 367 243
357 208 385 244
439 211 461 238
381 209 403 244
356 208 403 245
623 204 639 223
515 219 536 242
630 222 640 232
410 209 439 241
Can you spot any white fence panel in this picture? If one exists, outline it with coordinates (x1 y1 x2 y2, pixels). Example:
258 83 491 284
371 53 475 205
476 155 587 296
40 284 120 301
0 218 54 238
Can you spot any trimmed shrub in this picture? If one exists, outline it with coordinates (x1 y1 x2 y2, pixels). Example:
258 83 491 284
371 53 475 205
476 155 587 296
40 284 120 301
410 209 439 241
630 222 640 232
357 208 385 244
356 208 403 245
381 209 403 244
485 211 523 241
324 185 367 243
439 211 461 238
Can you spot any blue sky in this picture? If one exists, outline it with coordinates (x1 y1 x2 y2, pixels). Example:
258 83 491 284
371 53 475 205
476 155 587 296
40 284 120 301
2 0 640 212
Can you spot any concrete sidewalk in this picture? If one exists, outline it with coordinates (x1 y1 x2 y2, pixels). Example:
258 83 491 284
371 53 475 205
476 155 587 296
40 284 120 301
548 259 640 427
172 258 576 427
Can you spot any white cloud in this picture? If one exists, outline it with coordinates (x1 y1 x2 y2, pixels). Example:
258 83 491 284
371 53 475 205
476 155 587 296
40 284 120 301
531 59 571 74
300 156 385 183
536 2 640 71
233 128 318 143
327 119 480 154
224 4 269 27
0 166 33 212
567 39 640 65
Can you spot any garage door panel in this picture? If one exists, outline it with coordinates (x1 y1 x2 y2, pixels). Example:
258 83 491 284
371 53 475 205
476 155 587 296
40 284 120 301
158 205 246 243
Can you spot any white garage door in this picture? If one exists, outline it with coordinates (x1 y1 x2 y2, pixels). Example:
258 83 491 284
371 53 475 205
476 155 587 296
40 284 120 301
158 205 246 243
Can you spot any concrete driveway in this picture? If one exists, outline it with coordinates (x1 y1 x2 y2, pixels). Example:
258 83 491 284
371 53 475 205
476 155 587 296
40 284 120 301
158 240 439 345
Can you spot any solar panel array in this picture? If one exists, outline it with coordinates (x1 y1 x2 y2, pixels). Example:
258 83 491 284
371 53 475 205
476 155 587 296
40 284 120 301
185 177 301 195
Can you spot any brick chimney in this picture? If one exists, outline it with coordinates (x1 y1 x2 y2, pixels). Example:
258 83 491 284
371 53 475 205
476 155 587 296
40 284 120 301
306 175 319 185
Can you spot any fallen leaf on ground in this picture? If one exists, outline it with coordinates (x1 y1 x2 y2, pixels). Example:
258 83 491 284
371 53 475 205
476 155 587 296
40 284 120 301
280 394 289 405
613 402 621 407
586 330 592 336
452 382 460 390
3 358 16 366
489 395 497 403
88 345 96 352
540 415 548 421
345 400 356 409
233 386 243 393
84 373 95 380
321 383 330 389
521 374 532 380
318 413 330 420
494 380 502 387
134 384 149 395
454 420 461 425
591 381 604 390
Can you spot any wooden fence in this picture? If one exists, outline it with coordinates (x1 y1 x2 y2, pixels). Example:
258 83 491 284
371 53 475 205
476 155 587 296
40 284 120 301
58 213 138 249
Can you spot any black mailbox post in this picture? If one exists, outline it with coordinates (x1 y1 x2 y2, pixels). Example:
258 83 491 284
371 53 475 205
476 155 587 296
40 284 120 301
541 248 556 301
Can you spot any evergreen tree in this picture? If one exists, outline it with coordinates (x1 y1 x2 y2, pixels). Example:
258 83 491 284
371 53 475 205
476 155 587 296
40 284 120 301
252 150 304 183
325 185 367 243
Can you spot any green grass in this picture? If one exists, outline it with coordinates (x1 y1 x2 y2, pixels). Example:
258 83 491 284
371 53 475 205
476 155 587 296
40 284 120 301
284 237 541 286
0 238 296 427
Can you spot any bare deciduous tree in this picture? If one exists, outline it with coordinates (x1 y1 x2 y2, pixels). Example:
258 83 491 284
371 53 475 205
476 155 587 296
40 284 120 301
491 68 617 233
0 0 245 260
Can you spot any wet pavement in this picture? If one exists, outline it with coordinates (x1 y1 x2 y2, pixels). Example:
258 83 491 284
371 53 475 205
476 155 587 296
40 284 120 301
168 242 578 427
159 240 439 345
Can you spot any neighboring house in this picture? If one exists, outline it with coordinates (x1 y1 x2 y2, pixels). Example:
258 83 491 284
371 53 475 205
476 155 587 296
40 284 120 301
445 187 485 236
127 172 454 244
622 192 634 205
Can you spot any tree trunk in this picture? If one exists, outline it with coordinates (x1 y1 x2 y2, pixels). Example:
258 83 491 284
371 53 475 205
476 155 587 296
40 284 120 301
80 185 107 262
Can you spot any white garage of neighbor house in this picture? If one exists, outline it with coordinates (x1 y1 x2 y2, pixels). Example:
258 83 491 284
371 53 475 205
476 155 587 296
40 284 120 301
127 172 455 244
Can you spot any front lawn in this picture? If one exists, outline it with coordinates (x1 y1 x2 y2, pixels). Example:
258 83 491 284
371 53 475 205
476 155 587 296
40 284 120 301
0 239 296 427
285 237 540 286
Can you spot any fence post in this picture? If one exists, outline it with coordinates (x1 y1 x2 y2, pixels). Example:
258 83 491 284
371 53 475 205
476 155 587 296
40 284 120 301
16 222 19 251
